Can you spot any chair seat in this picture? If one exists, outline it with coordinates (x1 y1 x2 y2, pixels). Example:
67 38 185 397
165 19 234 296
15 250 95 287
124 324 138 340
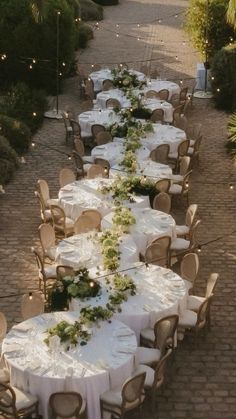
176 225 190 236
179 309 197 328
42 209 52 222
135 347 161 366
45 246 57 260
44 264 57 279
140 328 155 344
81 131 92 139
65 217 74 228
190 139 195 146
184 279 193 292
187 295 205 311
0 368 10 383
188 147 194 155
4 386 38 411
171 174 183 183
47 198 59 207
168 152 178 160
169 183 182 194
171 237 190 251
67 126 73 133
133 364 154 389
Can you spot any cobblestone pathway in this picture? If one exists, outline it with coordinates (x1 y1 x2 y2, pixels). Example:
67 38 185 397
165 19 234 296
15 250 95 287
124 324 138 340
0 0 236 417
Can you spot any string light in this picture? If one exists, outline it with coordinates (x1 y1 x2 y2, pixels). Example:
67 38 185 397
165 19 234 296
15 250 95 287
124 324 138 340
29 292 33 300
32 112 37 117
229 183 234 190
31 141 36 147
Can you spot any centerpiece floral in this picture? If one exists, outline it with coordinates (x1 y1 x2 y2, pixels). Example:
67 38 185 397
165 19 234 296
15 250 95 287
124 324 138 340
111 68 146 92
99 230 121 271
100 175 157 203
112 205 136 233
44 320 91 348
80 305 113 327
119 150 137 173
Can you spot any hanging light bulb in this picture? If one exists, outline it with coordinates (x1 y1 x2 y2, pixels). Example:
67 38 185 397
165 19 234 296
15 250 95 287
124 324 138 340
29 292 33 300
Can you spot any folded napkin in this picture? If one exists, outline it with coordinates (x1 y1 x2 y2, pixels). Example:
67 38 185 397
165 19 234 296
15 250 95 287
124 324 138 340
114 328 133 337
3 343 21 353
116 345 136 354
13 323 31 332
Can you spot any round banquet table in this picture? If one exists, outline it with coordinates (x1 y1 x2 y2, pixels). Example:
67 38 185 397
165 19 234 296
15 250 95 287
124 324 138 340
70 263 188 341
2 314 136 419
101 207 176 256
89 68 145 92
78 109 120 137
58 178 150 221
96 89 131 109
55 232 139 270
110 160 172 181
91 142 150 167
141 98 174 123
142 79 180 99
113 123 186 154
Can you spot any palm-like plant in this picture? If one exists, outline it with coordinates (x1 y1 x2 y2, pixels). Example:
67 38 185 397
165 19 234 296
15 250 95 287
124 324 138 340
30 0 46 23
226 113 236 159
226 0 236 30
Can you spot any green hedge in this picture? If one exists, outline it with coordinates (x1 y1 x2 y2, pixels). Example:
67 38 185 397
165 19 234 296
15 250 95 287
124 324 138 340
0 83 48 133
75 22 94 49
93 0 119 5
211 43 236 111
80 0 103 20
0 115 31 154
0 136 18 185
185 0 234 60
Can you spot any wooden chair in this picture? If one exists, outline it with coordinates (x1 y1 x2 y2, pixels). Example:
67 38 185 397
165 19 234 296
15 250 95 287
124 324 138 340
100 373 146 419
145 236 171 267
74 137 94 164
146 90 160 99
169 170 192 205
59 168 76 188
0 312 7 348
56 265 75 281
187 273 219 321
150 144 170 164
158 89 169 101
0 383 39 419
173 115 188 131
153 192 171 214
68 118 81 138
31 247 56 297
179 87 188 104
49 391 86 419
87 164 106 179
34 191 52 223
39 223 56 262
74 214 99 234
171 156 191 183
85 78 95 100
172 104 184 126
91 124 105 138
170 93 180 108
21 293 45 321
102 79 114 91
180 252 200 294
155 179 171 193
175 204 198 238
94 158 110 176
150 108 164 123
72 151 92 178
106 98 121 109
61 112 73 144
168 139 190 173
95 131 112 146
37 179 58 210
82 209 102 230
50 204 74 238
170 219 202 260
187 134 202 162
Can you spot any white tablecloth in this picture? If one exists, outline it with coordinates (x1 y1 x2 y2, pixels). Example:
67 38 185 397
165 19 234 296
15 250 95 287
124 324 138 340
96 89 131 109
101 207 176 256
55 232 139 270
90 69 145 92
59 179 150 221
141 98 173 123
143 79 180 99
3 314 136 419
71 264 188 341
79 110 120 137
110 160 172 181
91 142 150 167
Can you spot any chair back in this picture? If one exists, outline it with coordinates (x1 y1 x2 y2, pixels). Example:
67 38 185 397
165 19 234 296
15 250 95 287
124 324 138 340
0 312 7 341
170 93 180 108
56 265 75 281
185 204 198 228
178 139 190 158
146 90 160 99
95 131 112 146
145 236 171 267
94 158 110 176
35 191 48 222
59 168 76 188
193 134 202 152
72 151 85 177
85 78 95 99
179 156 190 176
81 99 93 112
61 112 71 129
150 108 164 123
87 164 105 179
153 192 171 214
49 391 84 419
189 219 202 247
180 252 199 283
74 214 98 234
182 170 192 195
106 98 121 109
174 115 188 131
50 205 66 235
74 137 85 156
0 383 17 417
179 87 188 103
102 79 115 91
150 68 160 79
155 179 170 193
205 273 219 298
154 315 179 351
121 373 146 407
150 144 170 164
91 124 105 138
153 347 173 390
37 179 50 207
39 223 56 257
69 119 81 136
31 246 44 275
158 89 169 101
82 209 102 230
172 104 184 124
21 293 44 320
196 296 212 330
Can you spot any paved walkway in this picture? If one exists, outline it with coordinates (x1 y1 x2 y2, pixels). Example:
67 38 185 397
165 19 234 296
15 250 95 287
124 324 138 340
0 0 236 417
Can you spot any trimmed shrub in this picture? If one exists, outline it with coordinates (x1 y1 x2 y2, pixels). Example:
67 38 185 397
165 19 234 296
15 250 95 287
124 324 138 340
185 0 234 60
75 22 94 49
93 0 119 5
0 83 48 133
0 0 76 93
0 115 31 154
80 0 103 21
0 136 18 184
211 43 236 111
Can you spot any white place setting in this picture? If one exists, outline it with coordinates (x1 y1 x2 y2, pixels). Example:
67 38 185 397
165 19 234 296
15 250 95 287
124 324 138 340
91 141 150 166
2 313 137 419
110 160 173 181
141 97 174 123
89 68 145 92
78 109 120 137
96 88 131 109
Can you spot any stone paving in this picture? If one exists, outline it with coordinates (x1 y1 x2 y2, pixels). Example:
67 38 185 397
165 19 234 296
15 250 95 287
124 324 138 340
1 0 236 417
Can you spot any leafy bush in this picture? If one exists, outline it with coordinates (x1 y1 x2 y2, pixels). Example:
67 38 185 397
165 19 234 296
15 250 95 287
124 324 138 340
75 22 94 49
226 112 236 159
211 43 236 111
0 115 31 153
0 136 18 184
80 0 103 20
0 83 48 133
185 0 234 60
0 0 76 93
93 0 119 5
